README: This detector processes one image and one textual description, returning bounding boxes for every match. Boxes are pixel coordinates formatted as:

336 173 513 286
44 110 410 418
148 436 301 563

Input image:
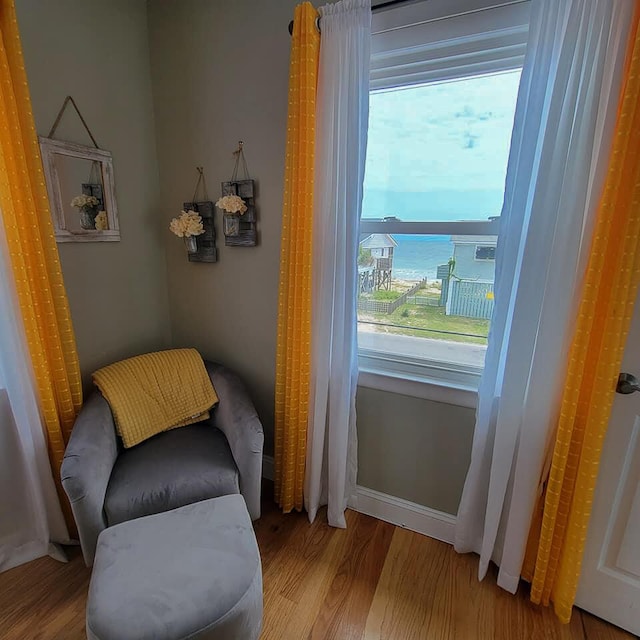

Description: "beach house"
438 235 497 319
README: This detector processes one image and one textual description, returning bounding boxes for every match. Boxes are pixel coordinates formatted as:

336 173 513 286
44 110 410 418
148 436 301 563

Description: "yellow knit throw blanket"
93 349 218 448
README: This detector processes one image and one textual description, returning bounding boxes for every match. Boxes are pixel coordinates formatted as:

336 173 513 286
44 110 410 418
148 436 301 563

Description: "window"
359 0 529 392
475 245 496 261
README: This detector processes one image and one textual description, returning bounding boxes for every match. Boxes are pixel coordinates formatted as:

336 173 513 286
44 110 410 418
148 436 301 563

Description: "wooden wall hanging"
220 142 257 247
184 167 217 262
41 96 120 243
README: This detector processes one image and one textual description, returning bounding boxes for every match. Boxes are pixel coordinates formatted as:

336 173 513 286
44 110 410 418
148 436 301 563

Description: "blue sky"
362 70 522 220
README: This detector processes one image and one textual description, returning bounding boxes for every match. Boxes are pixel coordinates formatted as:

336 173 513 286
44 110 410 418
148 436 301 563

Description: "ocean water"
391 235 453 281
361 189 504 281
362 189 504 223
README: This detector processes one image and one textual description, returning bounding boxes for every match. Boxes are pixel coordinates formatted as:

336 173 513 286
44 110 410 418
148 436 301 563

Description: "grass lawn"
370 289 399 301
359 302 490 345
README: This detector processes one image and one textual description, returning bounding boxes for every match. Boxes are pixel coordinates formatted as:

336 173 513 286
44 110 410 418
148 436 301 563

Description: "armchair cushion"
104 423 239 526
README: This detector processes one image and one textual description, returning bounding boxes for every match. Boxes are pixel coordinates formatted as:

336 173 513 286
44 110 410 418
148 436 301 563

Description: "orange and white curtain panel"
527 6 640 622
0 0 82 530
274 2 320 513
454 0 637 622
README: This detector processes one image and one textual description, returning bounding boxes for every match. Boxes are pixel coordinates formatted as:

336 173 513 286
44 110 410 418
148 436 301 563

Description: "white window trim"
360 220 500 236
358 366 479 409
371 0 530 91
358 348 480 408
359 1 528 402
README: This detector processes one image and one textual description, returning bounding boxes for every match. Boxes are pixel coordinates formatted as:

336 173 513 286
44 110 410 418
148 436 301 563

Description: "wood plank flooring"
0 490 636 640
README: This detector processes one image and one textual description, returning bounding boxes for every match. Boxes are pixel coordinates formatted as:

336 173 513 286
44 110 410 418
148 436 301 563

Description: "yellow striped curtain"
274 2 320 513
527 8 640 623
0 0 82 529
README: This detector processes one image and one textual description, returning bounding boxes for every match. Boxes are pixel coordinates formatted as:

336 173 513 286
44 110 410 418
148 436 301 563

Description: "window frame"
358 0 529 400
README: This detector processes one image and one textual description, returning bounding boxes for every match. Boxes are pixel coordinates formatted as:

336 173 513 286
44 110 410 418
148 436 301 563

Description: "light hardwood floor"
0 490 637 640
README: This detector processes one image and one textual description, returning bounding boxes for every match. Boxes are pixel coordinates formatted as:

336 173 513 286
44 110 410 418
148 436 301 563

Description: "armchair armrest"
205 361 264 520
61 392 118 566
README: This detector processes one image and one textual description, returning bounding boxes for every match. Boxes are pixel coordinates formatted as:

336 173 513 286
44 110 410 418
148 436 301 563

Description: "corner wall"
148 0 298 451
17 0 171 386
147 0 474 514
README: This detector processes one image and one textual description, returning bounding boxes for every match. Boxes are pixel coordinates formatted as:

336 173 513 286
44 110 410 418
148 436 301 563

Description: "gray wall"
357 388 474 514
17 0 171 387
147 0 297 453
147 0 473 515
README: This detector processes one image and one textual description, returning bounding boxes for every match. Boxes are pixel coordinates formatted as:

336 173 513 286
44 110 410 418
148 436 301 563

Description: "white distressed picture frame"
39 136 120 243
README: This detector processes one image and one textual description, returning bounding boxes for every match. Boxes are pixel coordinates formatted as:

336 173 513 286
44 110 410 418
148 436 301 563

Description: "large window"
359 0 528 390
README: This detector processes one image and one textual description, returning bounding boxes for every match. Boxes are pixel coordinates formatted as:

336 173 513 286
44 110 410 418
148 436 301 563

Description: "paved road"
358 330 487 368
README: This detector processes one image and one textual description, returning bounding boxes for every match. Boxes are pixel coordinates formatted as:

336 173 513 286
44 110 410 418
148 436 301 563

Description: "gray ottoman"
86 495 263 640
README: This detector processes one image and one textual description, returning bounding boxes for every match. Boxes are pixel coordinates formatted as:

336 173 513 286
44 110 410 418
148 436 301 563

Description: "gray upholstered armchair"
61 361 264 566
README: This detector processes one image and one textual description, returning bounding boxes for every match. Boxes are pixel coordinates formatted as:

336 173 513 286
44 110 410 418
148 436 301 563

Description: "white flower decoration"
215 194 247 215
169 210 205 238
94 210 108 231
71 194 99 209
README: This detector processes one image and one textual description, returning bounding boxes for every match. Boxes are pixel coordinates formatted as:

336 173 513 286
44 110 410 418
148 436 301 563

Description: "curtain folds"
454 0 634 598
276 0 371 525
528 7 640 622
0 223 69 570
274 2 320 513
305 0 371 528
0 0 82 530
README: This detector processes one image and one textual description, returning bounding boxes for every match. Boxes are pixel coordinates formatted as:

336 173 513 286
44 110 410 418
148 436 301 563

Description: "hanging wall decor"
217 141 257 247
169 208 205 255
173 167 217 263
40 96 120 243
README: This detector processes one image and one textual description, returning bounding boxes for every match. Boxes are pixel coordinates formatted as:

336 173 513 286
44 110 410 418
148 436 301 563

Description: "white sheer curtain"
305 0 371 528
0 224 69 572
454 0 635 591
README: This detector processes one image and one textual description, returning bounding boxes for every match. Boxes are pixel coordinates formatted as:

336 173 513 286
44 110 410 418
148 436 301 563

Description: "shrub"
358 246 373 267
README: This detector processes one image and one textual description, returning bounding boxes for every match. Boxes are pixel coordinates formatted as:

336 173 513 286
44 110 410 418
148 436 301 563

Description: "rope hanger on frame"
47 95 100 148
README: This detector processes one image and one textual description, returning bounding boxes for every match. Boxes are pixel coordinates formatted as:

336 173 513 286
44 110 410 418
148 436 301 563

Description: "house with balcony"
358 233 397 291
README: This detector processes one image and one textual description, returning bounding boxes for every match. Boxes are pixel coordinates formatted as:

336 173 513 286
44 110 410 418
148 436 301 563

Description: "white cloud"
364 70 522 192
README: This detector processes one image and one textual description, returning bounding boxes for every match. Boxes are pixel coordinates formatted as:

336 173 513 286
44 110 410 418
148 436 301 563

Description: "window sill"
357 350 480 409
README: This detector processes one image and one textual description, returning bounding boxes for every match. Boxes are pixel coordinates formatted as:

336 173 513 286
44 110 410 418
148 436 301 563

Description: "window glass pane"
359 68 520 372
362 69 521 223
357 234 496 368
475 245 496 261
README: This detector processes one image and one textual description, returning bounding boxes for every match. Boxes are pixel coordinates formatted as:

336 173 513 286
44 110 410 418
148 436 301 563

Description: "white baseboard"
349 485 456 544
261 455 455 544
